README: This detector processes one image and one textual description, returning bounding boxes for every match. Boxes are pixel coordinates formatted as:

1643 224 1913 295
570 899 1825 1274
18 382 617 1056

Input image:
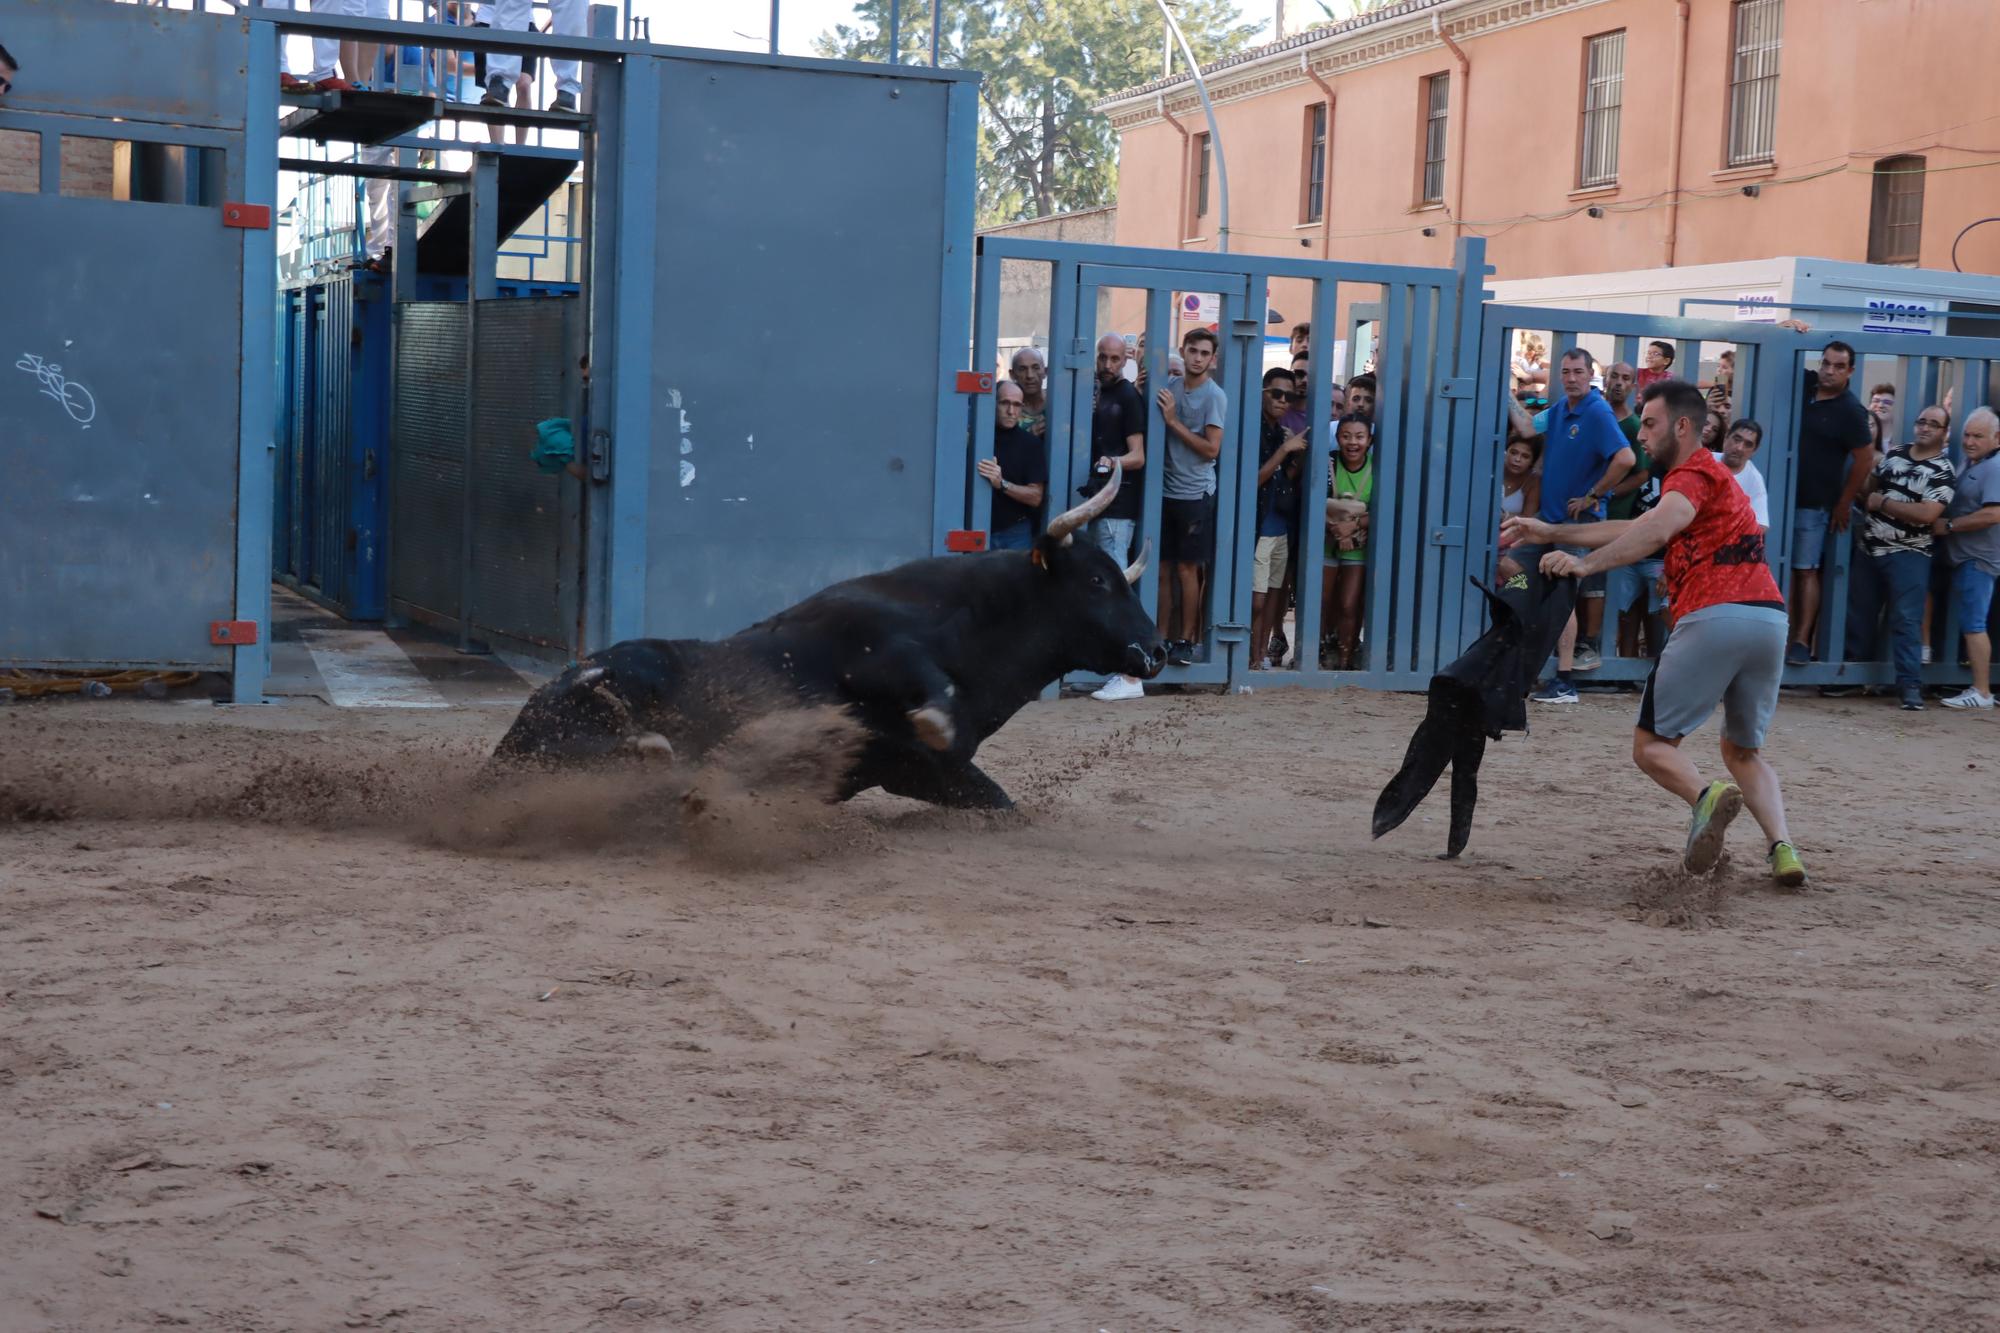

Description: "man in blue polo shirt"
1525 348 1636 701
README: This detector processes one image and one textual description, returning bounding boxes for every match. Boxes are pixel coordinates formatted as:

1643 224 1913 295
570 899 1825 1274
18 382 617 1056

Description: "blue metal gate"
0 0 276 700
1478 305 1994 690
967 238 1493 691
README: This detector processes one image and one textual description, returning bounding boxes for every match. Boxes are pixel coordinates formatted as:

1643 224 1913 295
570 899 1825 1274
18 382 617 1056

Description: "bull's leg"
874 755 1015 811
835 643 963 754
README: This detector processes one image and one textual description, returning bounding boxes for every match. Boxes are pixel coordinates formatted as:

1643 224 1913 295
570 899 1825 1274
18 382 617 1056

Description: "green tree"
814 1 1259 229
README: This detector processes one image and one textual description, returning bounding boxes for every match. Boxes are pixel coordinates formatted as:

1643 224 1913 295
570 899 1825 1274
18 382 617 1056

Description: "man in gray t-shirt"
1154 328 1229 663
1937 407 2000 709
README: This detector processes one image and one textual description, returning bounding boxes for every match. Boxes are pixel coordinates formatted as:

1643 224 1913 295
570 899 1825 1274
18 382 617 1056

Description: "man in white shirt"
1716 419 1770 531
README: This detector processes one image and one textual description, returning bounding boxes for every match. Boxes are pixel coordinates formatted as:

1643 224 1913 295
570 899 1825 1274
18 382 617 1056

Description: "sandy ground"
3 684 1998 1332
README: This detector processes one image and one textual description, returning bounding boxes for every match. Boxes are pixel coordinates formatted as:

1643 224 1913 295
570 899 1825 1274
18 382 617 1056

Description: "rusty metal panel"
0 0 250 131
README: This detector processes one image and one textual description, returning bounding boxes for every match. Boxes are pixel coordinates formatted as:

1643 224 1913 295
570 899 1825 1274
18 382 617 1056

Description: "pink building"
1098 0 2000 337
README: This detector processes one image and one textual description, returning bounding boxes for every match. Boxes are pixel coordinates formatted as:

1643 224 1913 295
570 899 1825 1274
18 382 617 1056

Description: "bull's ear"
1029 535 1060 574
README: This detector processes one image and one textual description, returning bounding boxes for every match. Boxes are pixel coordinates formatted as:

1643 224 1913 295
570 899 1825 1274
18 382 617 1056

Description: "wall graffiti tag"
15 353 97 427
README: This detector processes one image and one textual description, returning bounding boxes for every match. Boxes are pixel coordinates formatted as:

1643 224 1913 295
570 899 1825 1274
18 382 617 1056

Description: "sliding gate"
968 238 1494 690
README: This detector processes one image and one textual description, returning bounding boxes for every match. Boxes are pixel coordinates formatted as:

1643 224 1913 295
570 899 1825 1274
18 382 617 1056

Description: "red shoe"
280 73 310 93
312 76 355 93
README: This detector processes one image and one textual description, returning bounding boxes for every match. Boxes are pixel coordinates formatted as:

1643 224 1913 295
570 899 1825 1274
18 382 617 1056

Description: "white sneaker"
1921 645 1934 666
1941 688 1995 710
1091 675 1145 702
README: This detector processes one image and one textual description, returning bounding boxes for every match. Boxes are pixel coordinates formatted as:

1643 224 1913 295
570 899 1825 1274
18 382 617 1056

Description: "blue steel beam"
930 75 978 557
231 17 282 704
983 236 1456 287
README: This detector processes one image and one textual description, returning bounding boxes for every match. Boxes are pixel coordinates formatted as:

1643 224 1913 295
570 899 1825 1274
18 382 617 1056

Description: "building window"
1868 154 1926 265
1727 0 1783 167
1193 132 1211 227
1420 73 1448 205
1302 102 1327 223
1577 30 1624 188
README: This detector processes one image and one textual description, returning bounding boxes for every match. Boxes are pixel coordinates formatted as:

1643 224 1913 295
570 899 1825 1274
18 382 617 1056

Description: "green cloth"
533 418 576 475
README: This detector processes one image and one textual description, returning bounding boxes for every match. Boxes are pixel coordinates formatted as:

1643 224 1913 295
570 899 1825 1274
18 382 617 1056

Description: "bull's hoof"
626 732 676 761
908 705 955 752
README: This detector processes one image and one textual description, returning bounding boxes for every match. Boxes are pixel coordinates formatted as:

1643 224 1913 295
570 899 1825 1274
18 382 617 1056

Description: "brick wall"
0 130 116 197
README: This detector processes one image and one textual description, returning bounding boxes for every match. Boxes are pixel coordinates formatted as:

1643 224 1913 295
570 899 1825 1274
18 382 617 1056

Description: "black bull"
491 465 1165 809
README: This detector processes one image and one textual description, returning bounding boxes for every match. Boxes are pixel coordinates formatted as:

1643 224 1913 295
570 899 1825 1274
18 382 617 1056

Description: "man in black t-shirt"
1775 328 1874 665
979 381 1049 550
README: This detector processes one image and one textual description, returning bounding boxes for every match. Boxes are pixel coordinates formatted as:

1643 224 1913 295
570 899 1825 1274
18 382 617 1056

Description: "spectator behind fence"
1284 354 1343 435
1838 405 1957 710
1009 347 1048 437
1637 339 1675 392
1602 363 1661 660
979 381 1048 552
1935 407 2000 710
1715 420 1770 530
1773 325 1874 667
1344 373 1376 427
1324 414 1374 670
1251 368 1307 670
1867 383 1897 465
1497 433 1542 581
1156 329 1227 668
1706 348 1736 418
1513 333 1549 402
1291 321 1311 361
1524 349 1636 700
484 0 585 111
1088 333 1150 703
0 42 15 100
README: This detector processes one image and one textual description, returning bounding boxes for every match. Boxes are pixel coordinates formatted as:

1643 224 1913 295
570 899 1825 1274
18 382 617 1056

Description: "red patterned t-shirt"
1661 447 1783 622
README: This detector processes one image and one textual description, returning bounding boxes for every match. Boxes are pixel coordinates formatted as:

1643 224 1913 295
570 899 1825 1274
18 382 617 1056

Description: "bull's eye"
1090 574 1107 590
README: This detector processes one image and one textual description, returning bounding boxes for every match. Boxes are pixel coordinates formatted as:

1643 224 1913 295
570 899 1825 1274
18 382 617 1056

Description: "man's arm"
1830 444 1873 532
1866 490 1943 527
1566 444 1637 519
1607 453 1650 499
1535 493 1696 579
1936 504 2000 536
1504 514 1639 550
1156 388 1225 460
1505 394 1539 442
1256 433 1304 487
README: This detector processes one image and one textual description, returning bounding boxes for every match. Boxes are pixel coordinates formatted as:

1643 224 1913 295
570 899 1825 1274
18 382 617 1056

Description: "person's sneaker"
1785 641 1811 667
550 89 579 113
481 74 510 106
1530 679 1579 705
1921 645 1934 665
1166 640 1195 667
1571 640 1602 672
1091 675 1144 702
1768 840 1808 889
1269 629 1289 664
1818 684 1860 698
1941 687 1996 710
1900 687 1925 711
1683 780 1744 875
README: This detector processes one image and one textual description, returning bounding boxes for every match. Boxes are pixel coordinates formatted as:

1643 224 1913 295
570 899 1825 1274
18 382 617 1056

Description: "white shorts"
1252 534 1290 594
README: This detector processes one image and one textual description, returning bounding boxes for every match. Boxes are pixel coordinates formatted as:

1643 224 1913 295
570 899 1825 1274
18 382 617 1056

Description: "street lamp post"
1154 0 1228 253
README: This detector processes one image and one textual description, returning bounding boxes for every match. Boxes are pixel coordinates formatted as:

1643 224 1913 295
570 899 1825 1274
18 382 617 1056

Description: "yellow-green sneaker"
1683 780 1743 874
1768 840 1808 889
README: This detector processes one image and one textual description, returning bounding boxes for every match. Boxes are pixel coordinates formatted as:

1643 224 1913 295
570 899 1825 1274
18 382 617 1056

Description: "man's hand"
1280 431 1307 457
1933 516 1952 537
1501 514 1554 547
975 457 1005 490
1154 387 1177 421
1830 500 1853 533
1540 549 1586 580
1565 494 1598 521
1776 318 1811 334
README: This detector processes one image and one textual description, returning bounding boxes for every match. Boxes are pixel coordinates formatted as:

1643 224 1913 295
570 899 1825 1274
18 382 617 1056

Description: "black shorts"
1162 494 1217 565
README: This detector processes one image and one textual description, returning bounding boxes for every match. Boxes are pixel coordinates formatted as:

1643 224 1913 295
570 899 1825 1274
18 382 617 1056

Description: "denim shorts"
1954 561 1998 636
1607 557 1666 617
1792 506 1830 570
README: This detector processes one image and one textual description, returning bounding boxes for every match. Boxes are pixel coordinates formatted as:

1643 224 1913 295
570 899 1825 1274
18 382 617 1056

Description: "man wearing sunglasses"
1846 405 1957 709
1252 368 1307 667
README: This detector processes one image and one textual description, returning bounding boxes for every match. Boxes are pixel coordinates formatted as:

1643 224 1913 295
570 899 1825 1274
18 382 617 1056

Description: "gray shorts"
1637 603 1787 748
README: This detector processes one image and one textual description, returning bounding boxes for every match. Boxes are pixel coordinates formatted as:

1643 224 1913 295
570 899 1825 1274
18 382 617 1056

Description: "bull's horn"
1044 458 1122 545
1124 539 1150 586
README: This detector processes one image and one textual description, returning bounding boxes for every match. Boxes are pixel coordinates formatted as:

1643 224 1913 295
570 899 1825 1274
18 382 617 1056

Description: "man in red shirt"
1503 380 1807 889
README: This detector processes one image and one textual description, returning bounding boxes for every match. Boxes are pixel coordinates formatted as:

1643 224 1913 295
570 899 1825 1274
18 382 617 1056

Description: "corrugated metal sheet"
390 297 574 649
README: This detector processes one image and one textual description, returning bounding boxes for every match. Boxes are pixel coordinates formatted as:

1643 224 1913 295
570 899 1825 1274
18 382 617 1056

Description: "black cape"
1371 566 1580 858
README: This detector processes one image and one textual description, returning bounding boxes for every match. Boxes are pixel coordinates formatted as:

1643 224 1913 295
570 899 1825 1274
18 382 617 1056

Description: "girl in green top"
1323 415 1374 670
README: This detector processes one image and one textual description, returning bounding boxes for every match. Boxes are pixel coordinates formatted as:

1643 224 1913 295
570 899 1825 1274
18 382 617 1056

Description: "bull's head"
1029 462 1166 680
